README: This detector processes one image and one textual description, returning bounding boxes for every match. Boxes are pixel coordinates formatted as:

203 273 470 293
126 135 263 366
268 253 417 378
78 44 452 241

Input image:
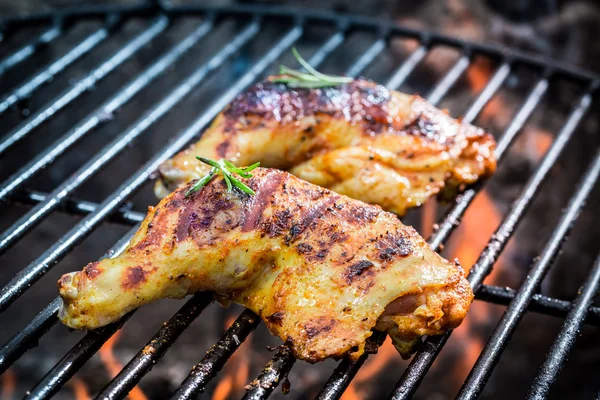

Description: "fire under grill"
0 2 599 399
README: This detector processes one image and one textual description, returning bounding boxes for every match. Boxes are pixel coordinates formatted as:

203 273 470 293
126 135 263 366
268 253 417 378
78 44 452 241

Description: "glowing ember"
69 376 91 400
1 367 16 400
98 329 147 400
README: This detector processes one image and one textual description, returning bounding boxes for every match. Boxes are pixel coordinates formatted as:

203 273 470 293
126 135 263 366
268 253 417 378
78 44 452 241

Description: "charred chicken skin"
59 168 473 362
155 77 496 215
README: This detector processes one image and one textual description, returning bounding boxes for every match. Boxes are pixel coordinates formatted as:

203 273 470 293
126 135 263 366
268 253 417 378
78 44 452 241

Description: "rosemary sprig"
273 47 353 89
185 157 260 197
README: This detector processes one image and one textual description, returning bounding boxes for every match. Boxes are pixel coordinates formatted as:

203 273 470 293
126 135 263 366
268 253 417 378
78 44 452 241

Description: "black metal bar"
0 25 62 76
315 331 386 400
527 253 600 399
0 15 169 156
0 24 301 349
457 148 600 399
95 293 213 400
388 86 591 400
463 62 511 123
305 31 345 67
476 285 600 326
426 54 470 105
10 189 145 225
0 4 153 28
0 297 61 374
25 313 134 400
171 309 260 399
0 227 137 374
0 16 212 204
384 44 428 90
242 347 296 400
345 34 387 78
0 14 120 117
0 18 256 258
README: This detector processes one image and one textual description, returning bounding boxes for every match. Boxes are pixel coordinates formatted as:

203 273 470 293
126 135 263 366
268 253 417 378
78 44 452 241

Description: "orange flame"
445 190 507 380
341 337 397 400
420 198 437 239
69 376 91 400
0 367 16 400
99 330 148 400
212 316 252 400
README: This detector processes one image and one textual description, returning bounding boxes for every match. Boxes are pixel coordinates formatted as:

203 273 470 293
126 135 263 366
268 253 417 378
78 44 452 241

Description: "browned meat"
59 168 473 361
155 77 496 215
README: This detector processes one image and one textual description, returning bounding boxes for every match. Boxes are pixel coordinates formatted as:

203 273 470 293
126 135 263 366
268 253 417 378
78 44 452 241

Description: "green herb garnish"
273 47 353 89
185 157 260 197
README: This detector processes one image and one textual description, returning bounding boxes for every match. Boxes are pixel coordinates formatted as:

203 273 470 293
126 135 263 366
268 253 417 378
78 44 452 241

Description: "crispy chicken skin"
59 168 473 361
155 76 496 215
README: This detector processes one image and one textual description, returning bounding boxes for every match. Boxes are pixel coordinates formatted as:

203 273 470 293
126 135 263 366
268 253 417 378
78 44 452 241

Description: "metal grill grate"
0 2 599 399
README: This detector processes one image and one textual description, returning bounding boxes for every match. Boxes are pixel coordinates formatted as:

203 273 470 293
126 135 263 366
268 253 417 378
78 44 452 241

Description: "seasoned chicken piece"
59 168 473 361
155 77 496 215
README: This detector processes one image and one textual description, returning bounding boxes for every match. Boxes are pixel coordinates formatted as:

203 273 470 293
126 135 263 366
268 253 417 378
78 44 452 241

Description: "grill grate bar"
26 313 134 400
0 297 61 374
476 284 600 326
242 347 296 400
247 44 471 400
304 31 346 67
171 309 260 400
95 293 213 400
0 16 213 206
463 62 511 123
11 190 145 225
527 253 600 399
0 25 62 76
5 24 301 396
0 15 169 156
0 19 261 309
457 148 600 399
315 331 386 400
384 44 428 90
388 86 593 400
345 35 387 78
0 14 120 116
426 54 470 106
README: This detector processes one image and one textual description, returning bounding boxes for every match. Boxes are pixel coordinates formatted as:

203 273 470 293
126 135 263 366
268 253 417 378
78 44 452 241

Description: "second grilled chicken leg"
155 77 496 215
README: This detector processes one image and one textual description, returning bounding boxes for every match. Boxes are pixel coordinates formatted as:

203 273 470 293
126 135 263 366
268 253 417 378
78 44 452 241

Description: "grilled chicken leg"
155 77 496 215
59 168 473 361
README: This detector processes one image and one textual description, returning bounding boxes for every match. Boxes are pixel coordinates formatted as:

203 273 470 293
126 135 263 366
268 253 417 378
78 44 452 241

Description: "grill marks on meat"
224 80 394 131
155 76 496 215
58 168 473 362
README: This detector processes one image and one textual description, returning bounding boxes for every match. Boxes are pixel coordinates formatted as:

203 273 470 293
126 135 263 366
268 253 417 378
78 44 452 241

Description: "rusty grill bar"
0 2 598 399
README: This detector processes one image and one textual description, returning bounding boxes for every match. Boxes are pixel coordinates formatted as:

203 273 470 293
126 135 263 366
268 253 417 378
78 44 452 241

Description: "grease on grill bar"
0 2 598 400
